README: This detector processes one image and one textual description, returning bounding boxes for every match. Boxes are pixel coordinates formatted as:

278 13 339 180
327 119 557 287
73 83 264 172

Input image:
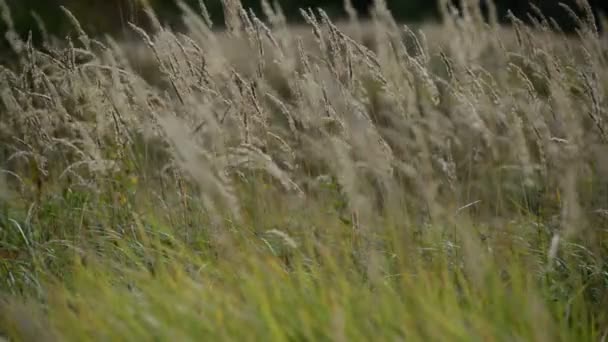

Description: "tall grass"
0 0 607 340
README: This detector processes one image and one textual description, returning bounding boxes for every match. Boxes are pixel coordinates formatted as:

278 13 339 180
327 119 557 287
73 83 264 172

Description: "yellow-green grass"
0 0 607 340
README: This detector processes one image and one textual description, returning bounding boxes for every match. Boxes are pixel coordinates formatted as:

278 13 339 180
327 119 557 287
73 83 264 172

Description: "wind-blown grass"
0 0 607 340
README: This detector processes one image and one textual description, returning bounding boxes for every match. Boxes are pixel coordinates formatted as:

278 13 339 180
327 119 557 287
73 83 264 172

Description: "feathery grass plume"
343 0 358 22
59 6 90 50
0 0 24 57
221 0 245 37
197 0 213 29
30 12 50 46
0 0 607 339
157 113 241 224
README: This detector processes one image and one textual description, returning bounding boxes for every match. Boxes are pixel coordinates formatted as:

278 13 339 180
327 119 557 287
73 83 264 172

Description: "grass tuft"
0 0 607 340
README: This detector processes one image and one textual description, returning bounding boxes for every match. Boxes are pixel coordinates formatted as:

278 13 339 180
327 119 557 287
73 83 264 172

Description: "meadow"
0 0 607 340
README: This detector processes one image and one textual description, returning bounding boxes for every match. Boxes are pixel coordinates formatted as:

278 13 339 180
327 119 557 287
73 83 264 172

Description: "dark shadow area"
0 0 606 51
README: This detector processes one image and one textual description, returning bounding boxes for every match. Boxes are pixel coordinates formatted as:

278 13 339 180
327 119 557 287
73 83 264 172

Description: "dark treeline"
1 0 607 44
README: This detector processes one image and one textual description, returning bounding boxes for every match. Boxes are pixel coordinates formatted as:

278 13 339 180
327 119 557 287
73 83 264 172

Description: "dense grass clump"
0 0 607 340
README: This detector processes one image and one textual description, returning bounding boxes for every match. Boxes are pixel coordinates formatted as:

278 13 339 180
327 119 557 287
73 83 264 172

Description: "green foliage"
0 0 607 340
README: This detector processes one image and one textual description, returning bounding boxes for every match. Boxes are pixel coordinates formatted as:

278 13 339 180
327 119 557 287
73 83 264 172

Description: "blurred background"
1 0 607 44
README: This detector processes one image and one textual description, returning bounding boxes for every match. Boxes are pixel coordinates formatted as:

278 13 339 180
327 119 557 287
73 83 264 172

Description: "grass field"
0 0 607 340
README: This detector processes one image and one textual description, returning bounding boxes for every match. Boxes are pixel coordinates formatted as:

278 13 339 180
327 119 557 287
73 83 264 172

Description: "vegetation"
3 0 607 44
0 0 607 340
